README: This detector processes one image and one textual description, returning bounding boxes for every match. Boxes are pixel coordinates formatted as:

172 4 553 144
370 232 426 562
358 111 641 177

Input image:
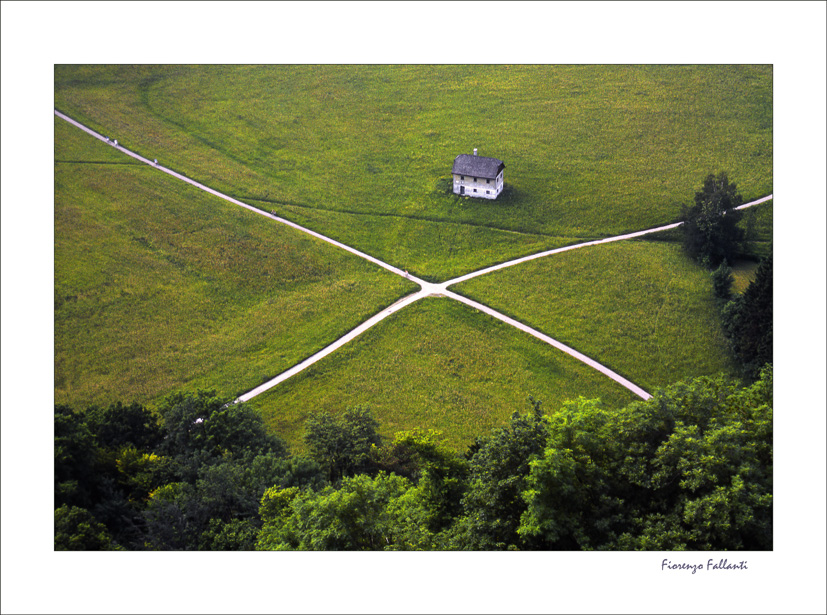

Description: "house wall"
452 170 504 199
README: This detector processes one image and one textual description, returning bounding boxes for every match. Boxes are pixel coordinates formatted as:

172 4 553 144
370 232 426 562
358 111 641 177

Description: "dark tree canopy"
722 253 773 379
682 172 745 267
54 505 119 551
85 401 163 452
55 376 772 552
452 399 549 550
304 406 382 481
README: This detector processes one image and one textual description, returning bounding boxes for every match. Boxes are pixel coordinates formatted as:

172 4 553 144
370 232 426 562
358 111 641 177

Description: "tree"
55 505 119 551
256 473 418 551
517 398 627 550
711 260 734 300
682 172 744 267
199 518 259 550
143 483 194 550
156 390 225 459
86 401 163 452
721 253 772 379
381 429 468 534
518 372 773 550
451 399 549 550
204 403 288 460
54 405 98 509
304 406 382 481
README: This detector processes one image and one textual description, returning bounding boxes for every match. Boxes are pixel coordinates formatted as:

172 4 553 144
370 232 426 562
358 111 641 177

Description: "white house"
452 148 505 199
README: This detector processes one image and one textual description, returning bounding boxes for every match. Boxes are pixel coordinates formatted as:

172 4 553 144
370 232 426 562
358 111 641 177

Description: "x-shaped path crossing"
56 109 773 406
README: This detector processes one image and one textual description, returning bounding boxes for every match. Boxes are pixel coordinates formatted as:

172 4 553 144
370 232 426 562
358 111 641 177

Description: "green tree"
114 447 174 504
721 253 772 379
246 453 327 493
199 518 259 550
304 406 382 481
156 390 225 459
257 473 417 550
143 482 195 550
55 505 119 551
54 405 98 509
711 260 734 300
381 429 468 533
517 398 627 549
452 400 549 550
86 401 163 452
682 172 745 267
518 372 773 550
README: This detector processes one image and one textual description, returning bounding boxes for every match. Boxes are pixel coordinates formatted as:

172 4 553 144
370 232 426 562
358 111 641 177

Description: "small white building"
452 148 505 199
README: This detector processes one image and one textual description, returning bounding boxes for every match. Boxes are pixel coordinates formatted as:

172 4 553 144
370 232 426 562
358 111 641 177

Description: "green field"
55 65 772 279
453 240 737 393
250 298 639 451
55 118 415 407
54 64 771 449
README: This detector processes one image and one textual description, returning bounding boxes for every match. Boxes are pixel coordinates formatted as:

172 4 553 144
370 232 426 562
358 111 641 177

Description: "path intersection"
55 109 772 407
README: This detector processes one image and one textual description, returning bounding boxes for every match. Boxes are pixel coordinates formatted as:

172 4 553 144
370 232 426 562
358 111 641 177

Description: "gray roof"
452 154 505 179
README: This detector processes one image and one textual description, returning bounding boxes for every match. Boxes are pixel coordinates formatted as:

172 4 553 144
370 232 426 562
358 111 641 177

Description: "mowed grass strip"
55 65 772 273
250 298 639 452
453 240 737 393
55 119 416 407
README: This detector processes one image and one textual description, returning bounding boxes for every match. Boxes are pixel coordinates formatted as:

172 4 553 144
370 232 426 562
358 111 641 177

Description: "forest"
56 363 772 551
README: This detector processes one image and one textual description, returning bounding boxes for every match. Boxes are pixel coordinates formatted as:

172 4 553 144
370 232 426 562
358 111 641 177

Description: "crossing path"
55 109 773 404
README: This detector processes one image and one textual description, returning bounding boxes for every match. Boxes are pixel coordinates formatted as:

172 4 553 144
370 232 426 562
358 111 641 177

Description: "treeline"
681 172 773 380
56 367 772 551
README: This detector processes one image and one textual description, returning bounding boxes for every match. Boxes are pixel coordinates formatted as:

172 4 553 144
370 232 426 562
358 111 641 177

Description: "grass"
55 118 416 408
273 202 584 282
249 298 640 452
53 65 771 449
54 65 773 276
731 260 761 294
453 240 738 393
739 201 773 260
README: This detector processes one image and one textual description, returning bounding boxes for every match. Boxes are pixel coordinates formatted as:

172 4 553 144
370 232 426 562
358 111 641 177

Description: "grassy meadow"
250 298 639 452
54 65 772 449
55 118 416 408
453 240 738 393
55 65 773 278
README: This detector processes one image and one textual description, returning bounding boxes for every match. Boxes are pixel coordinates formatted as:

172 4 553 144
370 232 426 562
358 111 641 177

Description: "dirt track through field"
55 109 773 404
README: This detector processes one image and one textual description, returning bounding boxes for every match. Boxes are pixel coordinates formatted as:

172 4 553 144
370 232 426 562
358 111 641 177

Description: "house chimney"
473 148 478 156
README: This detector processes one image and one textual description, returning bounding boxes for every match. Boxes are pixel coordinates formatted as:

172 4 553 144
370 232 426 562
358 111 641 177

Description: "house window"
473 188 477 193
473 177 477 182
461 175 464 180
486 179 490 184
486 190 490 194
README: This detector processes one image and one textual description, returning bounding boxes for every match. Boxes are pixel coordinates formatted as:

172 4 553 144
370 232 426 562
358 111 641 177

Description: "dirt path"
55 109 772 404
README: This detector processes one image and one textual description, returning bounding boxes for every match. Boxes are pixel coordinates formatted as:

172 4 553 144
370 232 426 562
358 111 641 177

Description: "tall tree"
682 172 745 267
381 429 468 533
304 406 381 481
451 400 549 550
721 253 773 379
